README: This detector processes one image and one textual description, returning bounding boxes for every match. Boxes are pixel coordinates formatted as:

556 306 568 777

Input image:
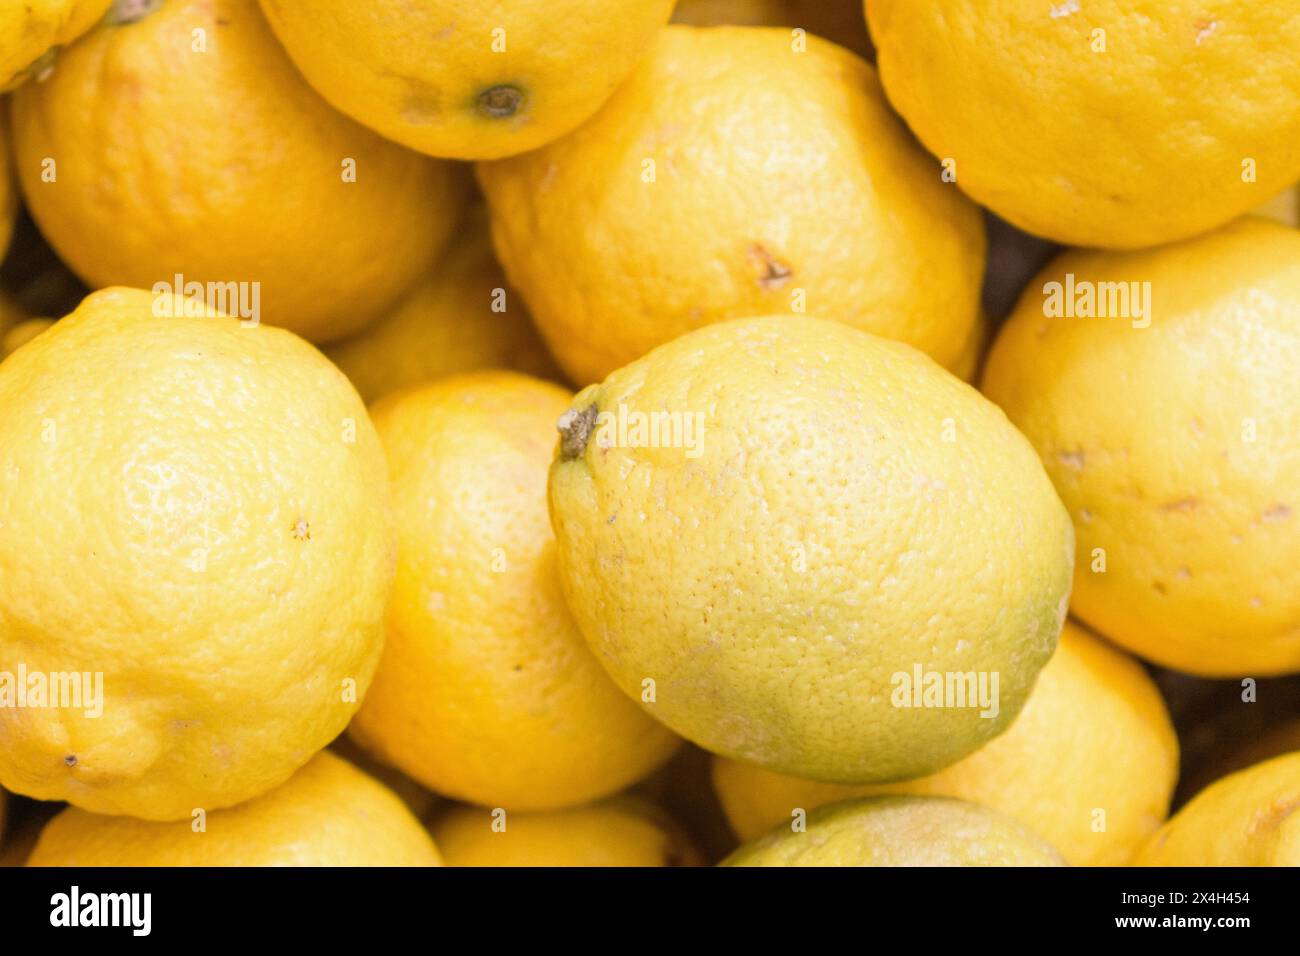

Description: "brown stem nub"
477 85 524 118
109 0 161 26
557 405 599 461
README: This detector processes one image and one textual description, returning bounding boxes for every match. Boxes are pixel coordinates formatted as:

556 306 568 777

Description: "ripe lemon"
1 318 54 357
349 372 680 810
325 207 560 404
0 0 108 91
9 0 465 343
0 288 394 820
549 316 1074 784
713 620 1177 865
257 0 675 161
1134 752 1300 866
477 25 985 386
0 289 26 343
982 218 1300 676
867 1 1300 249
431 796 700 867
26 752 439 866
673 0 872 57
723 796 1065 866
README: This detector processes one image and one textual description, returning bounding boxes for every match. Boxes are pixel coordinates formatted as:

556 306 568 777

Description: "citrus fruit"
25 751 439 866
1 318 54 357
9 0 465 342
257 0 675 161
548 315 1074 784
325 207 560 404
866 0 1300 248
477 25 985 386
723 796 1066 866
348 372 680 810
1133 752 1300 866
712 620 1177 865
0 287 394 820
982 218 1300 676
0 0 109 91
431 796 700 867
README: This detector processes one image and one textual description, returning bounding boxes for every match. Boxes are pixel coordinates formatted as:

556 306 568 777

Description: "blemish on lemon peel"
108 0 160 25
477 84 525 118
748 244 793 291
558 405 600 461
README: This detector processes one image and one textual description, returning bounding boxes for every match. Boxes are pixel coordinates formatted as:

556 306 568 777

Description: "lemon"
349 372 680 810
982 218 1300 676
1134 753 1300 866
257 0 675 161
325 207 560 404
26 752 438 866
867 1 1300 249
1 318 54 357
9 0 465 343
549 316 1074 784
431 796 700 867
0 0 109 91
0 288 394 820
713 620 1177 865
673 0 872 57
723 796 1065 866
477 25 986 387
0 289 26 344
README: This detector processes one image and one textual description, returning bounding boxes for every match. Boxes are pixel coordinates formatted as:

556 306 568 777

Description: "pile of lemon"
0 0 1298 868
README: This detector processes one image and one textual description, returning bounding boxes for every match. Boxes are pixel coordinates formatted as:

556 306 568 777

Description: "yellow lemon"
867 1 1300 249
723 796 1065 867
549 316 1074 784
1 317 54 357
477 26 985 387
0 288 394 820
26 752 439 866
431 796 700 867
673 0 872 57
0 0 108 91
0 289 27 343
1134 752 1300 866
713 620 1177 865
9 0 465 343
349 372 680 810
257 0 675 161
982 218 1300 676
325 207 560 404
